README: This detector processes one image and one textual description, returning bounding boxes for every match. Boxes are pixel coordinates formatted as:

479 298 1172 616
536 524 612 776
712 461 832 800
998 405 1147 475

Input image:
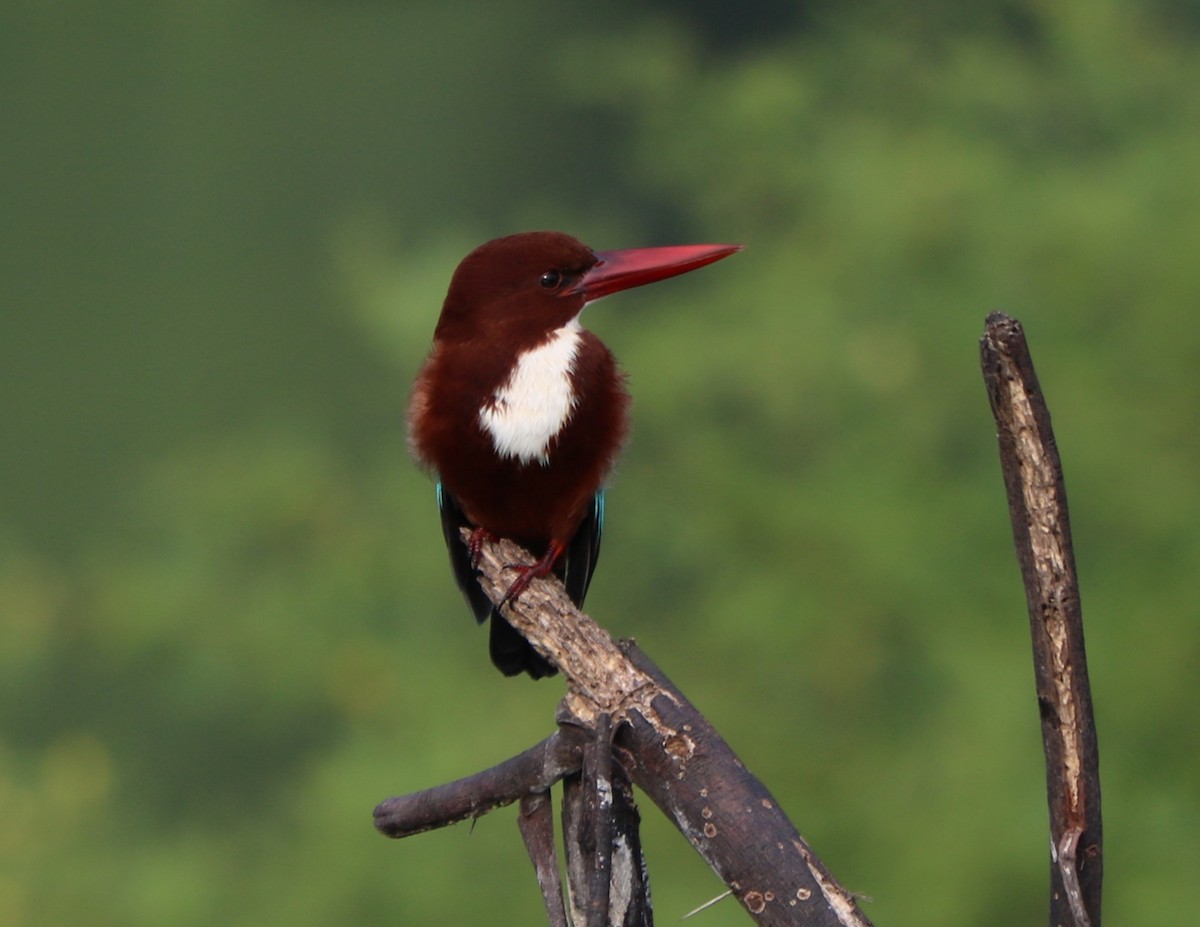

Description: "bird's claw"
498 566 537 611
497 540 565 611
467 527 494 569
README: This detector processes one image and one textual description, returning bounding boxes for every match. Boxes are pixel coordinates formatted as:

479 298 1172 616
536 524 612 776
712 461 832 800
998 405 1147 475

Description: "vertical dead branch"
980 312 1103 927
519 791 570 927
560 724 654 927
608 765 654 926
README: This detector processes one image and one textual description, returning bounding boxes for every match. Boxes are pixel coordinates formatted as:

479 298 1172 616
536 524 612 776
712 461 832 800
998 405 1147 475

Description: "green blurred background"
3 0 1198 924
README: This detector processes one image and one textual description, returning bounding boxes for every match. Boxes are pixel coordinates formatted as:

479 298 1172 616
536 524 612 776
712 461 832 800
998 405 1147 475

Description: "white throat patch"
479 321 581 465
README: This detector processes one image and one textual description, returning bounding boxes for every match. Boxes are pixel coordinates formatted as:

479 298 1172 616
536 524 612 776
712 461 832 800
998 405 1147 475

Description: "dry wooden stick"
373 728 586 837
517 791 570 927
980 312 1103 927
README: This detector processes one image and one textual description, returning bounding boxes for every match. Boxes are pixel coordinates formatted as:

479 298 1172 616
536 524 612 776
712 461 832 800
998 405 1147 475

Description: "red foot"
467 527 495 568
499 539 566 611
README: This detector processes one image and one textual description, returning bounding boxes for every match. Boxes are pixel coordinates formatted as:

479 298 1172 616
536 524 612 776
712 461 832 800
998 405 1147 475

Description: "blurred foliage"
2 0 1198 924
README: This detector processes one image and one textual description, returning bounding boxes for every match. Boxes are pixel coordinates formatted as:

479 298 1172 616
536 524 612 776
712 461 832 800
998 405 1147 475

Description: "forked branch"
375 531 872 927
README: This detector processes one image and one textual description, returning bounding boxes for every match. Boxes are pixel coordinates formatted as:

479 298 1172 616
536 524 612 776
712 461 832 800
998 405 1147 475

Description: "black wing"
436 482 493 624
559 489 604 608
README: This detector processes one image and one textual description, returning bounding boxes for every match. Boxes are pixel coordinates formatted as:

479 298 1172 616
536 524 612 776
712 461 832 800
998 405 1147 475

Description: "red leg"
500 539 567 610
467 526 495 568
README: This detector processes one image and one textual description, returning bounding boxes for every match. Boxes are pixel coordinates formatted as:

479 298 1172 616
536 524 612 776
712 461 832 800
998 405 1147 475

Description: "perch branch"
471 532 874 927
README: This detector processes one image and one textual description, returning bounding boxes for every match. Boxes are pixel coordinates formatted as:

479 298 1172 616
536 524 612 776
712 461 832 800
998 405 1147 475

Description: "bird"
408 231 741 678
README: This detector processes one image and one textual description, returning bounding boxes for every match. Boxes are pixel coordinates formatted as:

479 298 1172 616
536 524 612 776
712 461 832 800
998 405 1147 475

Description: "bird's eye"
539 270 563 290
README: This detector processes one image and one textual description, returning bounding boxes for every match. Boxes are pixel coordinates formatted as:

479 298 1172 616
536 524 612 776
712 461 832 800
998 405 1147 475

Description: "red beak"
568 242 742 301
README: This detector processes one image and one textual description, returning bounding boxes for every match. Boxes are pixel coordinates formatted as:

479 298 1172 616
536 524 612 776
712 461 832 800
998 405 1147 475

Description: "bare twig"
518 791 570 927
980 312 1103 927
373 728 585 837
684 890 734 919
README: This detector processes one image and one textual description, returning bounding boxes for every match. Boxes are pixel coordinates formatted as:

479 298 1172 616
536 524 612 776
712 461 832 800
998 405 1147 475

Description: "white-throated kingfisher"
408 231 741 678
